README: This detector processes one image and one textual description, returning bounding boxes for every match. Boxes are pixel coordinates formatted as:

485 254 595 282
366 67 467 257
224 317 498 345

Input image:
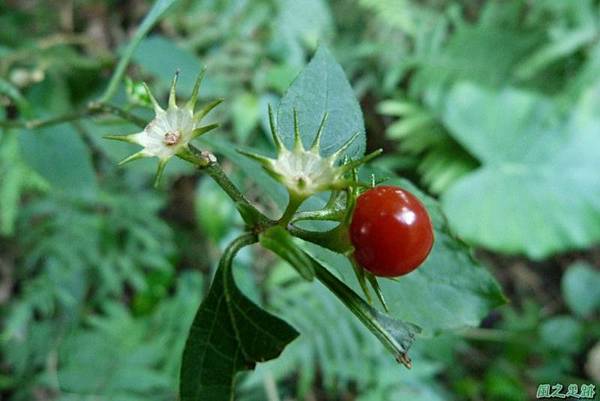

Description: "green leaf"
441 83 600 258
304 177 505 335
180 235 298 401
277 46 366 158
562 261 600 317
19 123 97 197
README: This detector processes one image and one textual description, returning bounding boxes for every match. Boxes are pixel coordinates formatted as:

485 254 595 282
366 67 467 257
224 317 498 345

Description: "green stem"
288 224 351 254
188 144 273 228
0 110 88 130
98 0 179 103
87 101 147 127
0 99 270 231
278 194 304 225
220 233 258 269
0 101 147 130
290 208 344 223
310 256 416 368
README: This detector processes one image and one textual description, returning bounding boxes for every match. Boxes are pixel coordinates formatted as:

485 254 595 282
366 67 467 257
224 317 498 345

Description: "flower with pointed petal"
238 106 381 200
105 70 222 187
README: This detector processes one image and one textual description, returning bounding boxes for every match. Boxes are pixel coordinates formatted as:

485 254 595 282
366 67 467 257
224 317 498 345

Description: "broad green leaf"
441 83 600 258
277 46 366 158
561 261 600 317
304 177 505 335
180 238 298 401
19 123 97 197
16 72 97 197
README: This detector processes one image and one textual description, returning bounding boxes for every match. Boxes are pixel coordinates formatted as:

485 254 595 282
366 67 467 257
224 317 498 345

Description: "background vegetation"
1 0 599 400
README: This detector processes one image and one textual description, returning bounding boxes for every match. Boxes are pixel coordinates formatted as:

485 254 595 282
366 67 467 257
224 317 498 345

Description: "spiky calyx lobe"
238 106 380 200
104 70 222 187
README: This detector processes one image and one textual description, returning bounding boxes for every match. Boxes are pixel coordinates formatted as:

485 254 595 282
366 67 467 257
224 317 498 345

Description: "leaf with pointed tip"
277 46 365 158
180 241 298 401
20 124 97 198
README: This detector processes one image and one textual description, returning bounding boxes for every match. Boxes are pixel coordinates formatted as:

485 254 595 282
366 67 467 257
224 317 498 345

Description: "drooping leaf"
277 46 366 158
180 238 298 401
441 83 600 258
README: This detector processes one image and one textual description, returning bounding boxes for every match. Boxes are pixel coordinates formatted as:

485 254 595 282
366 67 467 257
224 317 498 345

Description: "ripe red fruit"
349 186 434 277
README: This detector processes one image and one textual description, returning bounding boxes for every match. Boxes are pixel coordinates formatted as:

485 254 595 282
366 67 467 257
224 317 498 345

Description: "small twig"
0 101 147 131
188 144 273 228
87 101 146 127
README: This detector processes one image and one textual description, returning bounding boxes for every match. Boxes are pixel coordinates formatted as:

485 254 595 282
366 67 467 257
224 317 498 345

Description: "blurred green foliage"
1 0 599 400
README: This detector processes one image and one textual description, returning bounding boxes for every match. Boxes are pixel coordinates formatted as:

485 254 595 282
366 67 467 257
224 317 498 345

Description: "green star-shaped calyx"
239 106 380 200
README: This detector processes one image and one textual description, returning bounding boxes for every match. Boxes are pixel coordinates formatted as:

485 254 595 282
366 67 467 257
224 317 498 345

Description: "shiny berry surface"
349 185 434 277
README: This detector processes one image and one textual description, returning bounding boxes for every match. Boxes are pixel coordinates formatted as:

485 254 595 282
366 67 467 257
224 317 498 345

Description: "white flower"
238 106 380 199
105 70 221 186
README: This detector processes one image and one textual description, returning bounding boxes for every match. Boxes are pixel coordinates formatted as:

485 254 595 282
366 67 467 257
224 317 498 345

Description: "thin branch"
0 101 147 131
188 144 273 228
98 0 179 103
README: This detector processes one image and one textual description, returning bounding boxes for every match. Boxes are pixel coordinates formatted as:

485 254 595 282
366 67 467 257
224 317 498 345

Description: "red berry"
349 185 434 277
